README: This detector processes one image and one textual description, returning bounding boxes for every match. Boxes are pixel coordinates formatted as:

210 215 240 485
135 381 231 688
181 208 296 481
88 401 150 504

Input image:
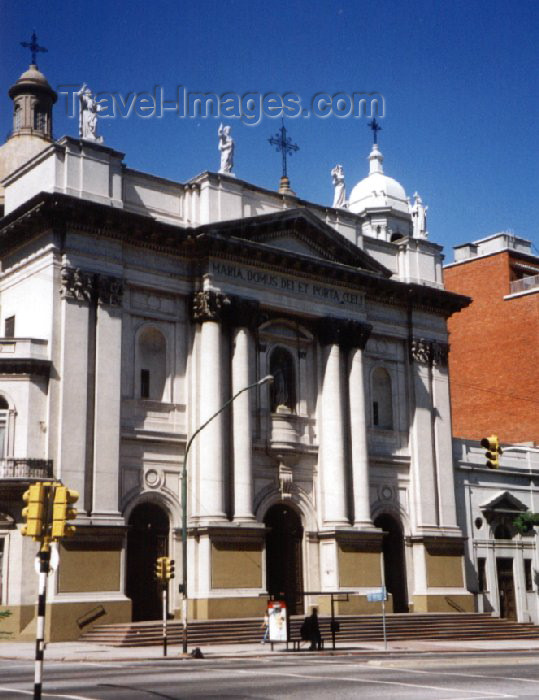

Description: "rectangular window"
140 369 150 399
373 401 379 426
478 557 486 592
525 559 533 592
4 316 14 338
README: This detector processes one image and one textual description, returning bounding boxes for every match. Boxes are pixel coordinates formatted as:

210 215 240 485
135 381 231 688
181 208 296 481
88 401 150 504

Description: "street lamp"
180 374 273 654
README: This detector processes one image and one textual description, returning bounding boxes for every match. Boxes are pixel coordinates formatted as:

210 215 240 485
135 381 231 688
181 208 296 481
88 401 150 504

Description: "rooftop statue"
411 192 428 238
78 84 103 143
331 164 346 208
218 123 234 174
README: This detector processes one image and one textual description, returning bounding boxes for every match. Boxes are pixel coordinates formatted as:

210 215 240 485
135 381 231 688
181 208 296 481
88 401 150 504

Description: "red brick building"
444 233 539 445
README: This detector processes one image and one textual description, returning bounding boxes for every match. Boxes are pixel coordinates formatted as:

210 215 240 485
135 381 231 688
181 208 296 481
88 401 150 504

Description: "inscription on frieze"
210 261 364 309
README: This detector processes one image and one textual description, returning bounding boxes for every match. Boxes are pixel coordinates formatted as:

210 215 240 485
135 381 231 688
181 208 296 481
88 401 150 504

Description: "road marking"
0 689 99 700
236 669 515 697
375 664 539 686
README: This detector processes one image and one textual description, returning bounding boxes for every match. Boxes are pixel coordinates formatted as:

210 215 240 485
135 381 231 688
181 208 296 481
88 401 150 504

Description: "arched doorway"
126 502 169 621
264 504 304 615
374 513 409 613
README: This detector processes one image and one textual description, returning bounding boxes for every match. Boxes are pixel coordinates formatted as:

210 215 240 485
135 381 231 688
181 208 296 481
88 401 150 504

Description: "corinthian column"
192 291 229 522
231 298 259 521
318 319 347 527
346 321 373 527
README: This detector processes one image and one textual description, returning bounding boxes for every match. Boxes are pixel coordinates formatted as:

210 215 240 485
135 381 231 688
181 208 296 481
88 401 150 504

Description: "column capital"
97 274 124 307
317 317 372 349
410 338 449 366
61 266 123 307
60 266 94 303
191 290 230 323
229 296 260 330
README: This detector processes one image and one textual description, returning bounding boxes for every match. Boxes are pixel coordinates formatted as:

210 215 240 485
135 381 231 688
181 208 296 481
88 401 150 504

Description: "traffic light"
514 512 539 535
51 485 79 539
165 558 175 580
21 482 47 540
480 434 502 469
155 556 166 581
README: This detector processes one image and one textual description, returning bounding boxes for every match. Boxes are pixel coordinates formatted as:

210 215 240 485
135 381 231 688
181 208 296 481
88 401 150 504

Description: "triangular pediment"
198 208 391 277
480 491 528 514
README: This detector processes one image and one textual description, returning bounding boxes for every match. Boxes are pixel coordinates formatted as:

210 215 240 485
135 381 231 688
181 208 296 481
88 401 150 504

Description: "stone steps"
80 612 539 647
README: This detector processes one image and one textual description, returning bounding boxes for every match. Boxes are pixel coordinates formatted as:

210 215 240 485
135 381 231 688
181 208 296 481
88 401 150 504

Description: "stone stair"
80 613 539 647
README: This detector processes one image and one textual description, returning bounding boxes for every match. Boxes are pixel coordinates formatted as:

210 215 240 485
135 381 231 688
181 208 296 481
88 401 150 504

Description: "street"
2 654 539 699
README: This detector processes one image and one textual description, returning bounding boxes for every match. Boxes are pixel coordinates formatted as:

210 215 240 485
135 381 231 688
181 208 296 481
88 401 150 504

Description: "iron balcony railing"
0 458 53 480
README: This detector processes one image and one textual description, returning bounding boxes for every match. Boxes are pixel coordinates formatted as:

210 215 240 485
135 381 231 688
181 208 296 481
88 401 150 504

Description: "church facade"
0 63 473 642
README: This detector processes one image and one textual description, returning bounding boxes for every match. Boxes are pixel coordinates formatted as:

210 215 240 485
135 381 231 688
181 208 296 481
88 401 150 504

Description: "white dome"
348 145 409 215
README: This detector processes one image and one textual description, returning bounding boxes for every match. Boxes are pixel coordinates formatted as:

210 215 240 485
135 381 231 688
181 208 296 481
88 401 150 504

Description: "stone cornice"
0 192 471 318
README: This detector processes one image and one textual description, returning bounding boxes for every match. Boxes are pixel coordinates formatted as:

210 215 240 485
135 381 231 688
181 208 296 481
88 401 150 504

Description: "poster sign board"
366 587 387 603
267 600 288 642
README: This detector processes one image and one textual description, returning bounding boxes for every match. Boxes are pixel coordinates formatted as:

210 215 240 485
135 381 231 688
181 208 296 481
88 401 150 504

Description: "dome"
9 64 57 102
348 144 409 215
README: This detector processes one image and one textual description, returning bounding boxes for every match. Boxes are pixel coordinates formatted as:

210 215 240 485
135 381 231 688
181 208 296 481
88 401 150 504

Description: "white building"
454 440 539 624
0 63 473 641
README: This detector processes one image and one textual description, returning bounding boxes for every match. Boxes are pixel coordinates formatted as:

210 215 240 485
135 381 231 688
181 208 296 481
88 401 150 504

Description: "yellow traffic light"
165 558 175 580
155 556 166 581
480 434 502 469
51 485 79 539
21 482 46 540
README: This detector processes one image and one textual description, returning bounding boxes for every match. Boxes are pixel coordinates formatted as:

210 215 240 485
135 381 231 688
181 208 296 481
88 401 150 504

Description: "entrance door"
374 513 409 613
265 504 304 615
496 558 517 620
126 503 169 621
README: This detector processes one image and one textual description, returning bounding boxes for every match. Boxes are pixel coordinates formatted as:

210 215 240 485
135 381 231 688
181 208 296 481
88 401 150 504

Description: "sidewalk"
3 637 539 662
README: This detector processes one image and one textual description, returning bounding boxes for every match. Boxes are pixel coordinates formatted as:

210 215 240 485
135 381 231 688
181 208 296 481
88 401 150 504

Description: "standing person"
260 611 269 644
307 607 322 651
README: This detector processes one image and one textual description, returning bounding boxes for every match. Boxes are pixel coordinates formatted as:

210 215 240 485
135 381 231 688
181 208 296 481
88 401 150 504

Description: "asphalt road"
3 654 539 699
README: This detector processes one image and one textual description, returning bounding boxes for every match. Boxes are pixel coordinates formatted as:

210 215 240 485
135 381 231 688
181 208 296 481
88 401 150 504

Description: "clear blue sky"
1 0 538 261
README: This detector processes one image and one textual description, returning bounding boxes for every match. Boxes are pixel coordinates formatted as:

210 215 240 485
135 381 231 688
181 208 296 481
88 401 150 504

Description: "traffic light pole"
162 584 168 657
180 375 273 655
34 544 50 700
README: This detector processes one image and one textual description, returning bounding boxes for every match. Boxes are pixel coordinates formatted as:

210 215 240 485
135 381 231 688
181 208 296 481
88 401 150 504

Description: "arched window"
137 327 167 401
269 347 296 412
33 106 46 132
372 367 393 429
13 104 22 132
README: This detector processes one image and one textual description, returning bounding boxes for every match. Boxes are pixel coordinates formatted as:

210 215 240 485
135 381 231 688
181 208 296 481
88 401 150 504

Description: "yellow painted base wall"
0 605 36 643
314 595 394 616
46 600 132 642
1 600 132 642
412 594 475 613
188 597 267 620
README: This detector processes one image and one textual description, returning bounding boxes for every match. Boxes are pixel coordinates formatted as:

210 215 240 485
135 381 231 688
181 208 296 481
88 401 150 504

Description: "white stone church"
0 61 473 641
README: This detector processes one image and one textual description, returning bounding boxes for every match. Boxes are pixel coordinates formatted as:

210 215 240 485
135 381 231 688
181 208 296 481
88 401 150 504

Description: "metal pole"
180 374 273 655
380 551 387 652
34 546 50 700
330 594 336 650
162 585 167 657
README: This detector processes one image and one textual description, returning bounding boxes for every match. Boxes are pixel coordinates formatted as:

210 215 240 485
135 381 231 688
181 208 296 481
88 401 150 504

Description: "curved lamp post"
181 374 273 654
